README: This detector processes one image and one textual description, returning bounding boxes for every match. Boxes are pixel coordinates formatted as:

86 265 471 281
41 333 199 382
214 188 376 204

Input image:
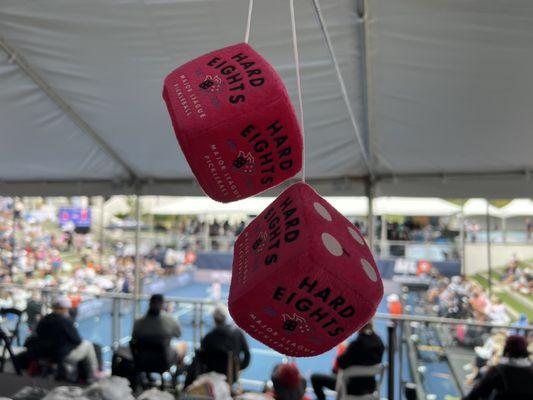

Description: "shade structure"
147 196 369 217
145 196 460 217
462 199 503 218
150 196 274 216
499 199 533 218
374 198 460 217
1 0 533 197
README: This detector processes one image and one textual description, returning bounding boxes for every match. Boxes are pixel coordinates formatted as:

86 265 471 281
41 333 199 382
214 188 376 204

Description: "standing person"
68 291 82 322
131 294 185 365
311 321 385 400
35 296 100 381
463 335 533 400
209 279 222 302
185 304 250 387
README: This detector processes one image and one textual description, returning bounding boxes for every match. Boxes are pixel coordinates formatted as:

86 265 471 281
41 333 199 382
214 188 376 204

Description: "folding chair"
0 308 23 374
335 363 386 400
130 338 181 392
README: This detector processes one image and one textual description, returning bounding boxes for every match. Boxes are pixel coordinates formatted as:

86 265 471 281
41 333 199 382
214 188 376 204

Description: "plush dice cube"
163 43 303 203
229 182 384 357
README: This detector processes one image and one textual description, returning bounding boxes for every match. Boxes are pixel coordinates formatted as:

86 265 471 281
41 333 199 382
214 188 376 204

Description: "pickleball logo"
199 75 222 93
233 151 255 174
252 231 268 254
282 313 310 333
272 276 356 337
206 51 266 104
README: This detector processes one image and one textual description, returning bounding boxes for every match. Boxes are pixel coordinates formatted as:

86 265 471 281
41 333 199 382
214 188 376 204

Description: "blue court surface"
14 281 460 399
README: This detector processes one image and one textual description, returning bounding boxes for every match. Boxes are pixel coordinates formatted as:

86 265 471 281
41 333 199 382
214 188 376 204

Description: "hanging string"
289 0 306 182
244 0 254 43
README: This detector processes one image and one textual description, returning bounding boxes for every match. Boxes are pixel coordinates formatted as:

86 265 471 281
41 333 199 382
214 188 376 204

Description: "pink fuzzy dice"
163 43 303 203
228 182 384 357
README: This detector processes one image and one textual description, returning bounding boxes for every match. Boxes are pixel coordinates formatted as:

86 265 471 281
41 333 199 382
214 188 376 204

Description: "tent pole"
381 214 388 257
10 197 17 279
311 0 372 176
99 196 105 269
502 217 507 244
134 193 142 317
460 203 465 275
485 200 492 298
366 179 375 252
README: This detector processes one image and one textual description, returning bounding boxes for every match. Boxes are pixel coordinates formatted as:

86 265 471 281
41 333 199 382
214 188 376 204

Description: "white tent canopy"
462 199 503 218
147 196 369 216
500 199 533 218
141 196 459 217
2 0 533 197
375 197 460 217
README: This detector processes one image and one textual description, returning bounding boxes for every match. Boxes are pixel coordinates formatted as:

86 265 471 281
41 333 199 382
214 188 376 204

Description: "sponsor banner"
196 252 461 280
377 258 461 280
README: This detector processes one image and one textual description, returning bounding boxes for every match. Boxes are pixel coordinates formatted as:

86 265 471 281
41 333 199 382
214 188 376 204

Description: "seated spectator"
35 296 100 380
469 289 488 320
0 289 13 309
466 331 507 384
311 321 385 400
25 290 43 331
268 363 307 400
463 335 533 400
510 313 529 336
131 294 185 365
185 304 250 387
270 363 309 400
485 298 510 325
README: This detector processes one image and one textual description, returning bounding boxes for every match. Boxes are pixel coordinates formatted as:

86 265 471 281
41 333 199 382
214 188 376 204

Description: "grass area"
472 274 489 289
471 274 533 321
497 291 533 321
485 260 533 302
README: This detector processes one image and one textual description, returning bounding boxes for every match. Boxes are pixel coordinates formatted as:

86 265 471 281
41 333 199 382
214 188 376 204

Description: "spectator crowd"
0 198 196 315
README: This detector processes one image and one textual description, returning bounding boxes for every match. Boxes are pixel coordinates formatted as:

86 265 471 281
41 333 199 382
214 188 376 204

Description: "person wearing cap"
387 293 403 316
131 294 185 364
184 304 250 387
311 321 385 400
463 334 533 399
35 295 100 380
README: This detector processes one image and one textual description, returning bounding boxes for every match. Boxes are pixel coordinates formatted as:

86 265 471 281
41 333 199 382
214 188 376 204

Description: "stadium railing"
1 284 531 400
112 229 460 258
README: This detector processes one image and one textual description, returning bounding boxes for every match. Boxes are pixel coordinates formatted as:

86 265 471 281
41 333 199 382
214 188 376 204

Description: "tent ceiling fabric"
1 0 533 197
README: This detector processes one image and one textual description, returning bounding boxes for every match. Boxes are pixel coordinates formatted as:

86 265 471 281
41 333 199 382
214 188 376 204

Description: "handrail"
374 312 533 331
0 282 218 306
1 283 531 331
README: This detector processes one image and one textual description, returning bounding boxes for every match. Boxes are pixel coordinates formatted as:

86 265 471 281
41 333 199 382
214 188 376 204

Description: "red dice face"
163 43 303 203
229 182 384 357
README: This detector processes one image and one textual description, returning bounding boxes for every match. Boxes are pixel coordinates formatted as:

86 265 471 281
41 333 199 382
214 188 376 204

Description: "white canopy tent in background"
374 198 460 217
1 0 533 198
2 0 533 309
500 199 533 218
462 199 504 218
141 196 460 217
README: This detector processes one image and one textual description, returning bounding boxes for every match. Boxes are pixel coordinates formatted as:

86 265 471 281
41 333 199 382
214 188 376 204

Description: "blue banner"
58 207 91 228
